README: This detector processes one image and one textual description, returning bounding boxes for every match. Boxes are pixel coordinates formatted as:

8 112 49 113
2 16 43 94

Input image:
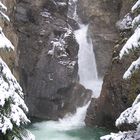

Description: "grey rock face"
15 0 91 120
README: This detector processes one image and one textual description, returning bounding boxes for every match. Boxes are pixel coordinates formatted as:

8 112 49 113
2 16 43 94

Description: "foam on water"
29 102 90 140
29 120 109 140
30 122 81 140
58 101 90 130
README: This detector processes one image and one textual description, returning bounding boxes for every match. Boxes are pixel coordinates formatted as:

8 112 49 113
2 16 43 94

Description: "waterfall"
56 0 103 127
68 0 102 97
52 0 103 128
75 24 98 80
74 24 103 97
29 1 103 138
58 101 90 130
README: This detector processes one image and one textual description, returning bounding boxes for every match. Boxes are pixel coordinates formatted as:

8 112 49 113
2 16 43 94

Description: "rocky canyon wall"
85 0 139 128
2 0 138 126
15 0 91 120
77 0 122 77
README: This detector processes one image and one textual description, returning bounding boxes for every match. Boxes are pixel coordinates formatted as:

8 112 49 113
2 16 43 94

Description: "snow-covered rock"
0 1 7 11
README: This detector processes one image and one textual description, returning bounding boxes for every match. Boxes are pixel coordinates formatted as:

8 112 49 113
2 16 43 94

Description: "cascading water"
74 24 102 97
69 0 102 97
75 24 98 81
29 0 106 139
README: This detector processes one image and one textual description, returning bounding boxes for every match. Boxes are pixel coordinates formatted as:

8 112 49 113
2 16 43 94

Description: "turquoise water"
29 121 109 140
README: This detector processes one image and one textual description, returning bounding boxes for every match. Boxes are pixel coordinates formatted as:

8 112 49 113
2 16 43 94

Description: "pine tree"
0 1 34 140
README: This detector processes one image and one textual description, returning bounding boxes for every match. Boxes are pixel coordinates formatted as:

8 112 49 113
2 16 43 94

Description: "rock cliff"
15 0 91 120
77 0 122 77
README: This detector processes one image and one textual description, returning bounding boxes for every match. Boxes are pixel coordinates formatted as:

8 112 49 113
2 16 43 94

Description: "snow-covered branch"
0 27 14 51
0 1 7 11
132 0 140 12
0 1 34 139
119 27 140 59
123 57 140 79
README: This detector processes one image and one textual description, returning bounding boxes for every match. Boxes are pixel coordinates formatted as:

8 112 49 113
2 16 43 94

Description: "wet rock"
86 45 140 128
28 83 92 120
14 0 91 120
68 17 79 30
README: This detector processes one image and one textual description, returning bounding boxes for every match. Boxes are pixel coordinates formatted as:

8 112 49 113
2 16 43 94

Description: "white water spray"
75 24 98 80
58 101 90 130
74 24 103 97
29 102 90 140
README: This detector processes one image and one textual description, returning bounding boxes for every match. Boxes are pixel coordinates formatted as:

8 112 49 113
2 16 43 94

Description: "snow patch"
116 14 132 30
56 2 66 6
